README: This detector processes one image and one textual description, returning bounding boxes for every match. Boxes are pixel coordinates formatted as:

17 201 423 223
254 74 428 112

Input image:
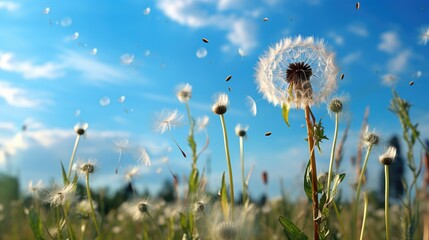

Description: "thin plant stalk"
327 113 339 201
219 114 235 214
304 105 319 240
239 136 247 205
67 135 81 180
385 165 391 240
359 193 368 240
62 206 75 240
145 212 166 240
333 201 348 240
354 143 373 231
85 174 102 240
185 103 197 166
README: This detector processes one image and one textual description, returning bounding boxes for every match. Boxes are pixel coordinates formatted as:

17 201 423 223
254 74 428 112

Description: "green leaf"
28 209 45 240
179 212 188 234
329 173 346 204
281 104 291 127
220 172 229 219
60 161 69 185
278 216 308 240
303 159 312 200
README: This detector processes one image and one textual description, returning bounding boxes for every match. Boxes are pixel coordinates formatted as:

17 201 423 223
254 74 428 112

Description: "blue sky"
0 0 428 199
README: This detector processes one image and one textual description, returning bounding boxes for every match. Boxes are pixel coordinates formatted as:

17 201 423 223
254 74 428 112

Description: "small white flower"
212 93 229 115
196 115 209 132
176 83 192 103
255 36 338 109
154 109 183 134
42 183 76 207
379 146 397 165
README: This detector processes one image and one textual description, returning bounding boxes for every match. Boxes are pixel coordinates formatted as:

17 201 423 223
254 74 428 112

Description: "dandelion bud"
329 98 343 113
379 146 397 165
212 93 229 115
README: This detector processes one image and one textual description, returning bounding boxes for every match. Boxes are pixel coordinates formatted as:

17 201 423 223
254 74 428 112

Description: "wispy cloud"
387 49 412 74
341 51 362 65
347 24 368 37
0 1 19 11
0 52 63 79
0 81 47 108
328 32 344 46
378 31 401 54
157 0 258 52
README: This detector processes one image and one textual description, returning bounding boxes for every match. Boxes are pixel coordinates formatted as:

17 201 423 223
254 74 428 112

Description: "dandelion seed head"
363 127 380 146
329 98 343 113
255 36 338 109
154 109 183 134
74 122 88 135
176 83 192 103
42 183 76 207
379 146 397 165
212 93 229 115
235 124 249 137
78 159 97 175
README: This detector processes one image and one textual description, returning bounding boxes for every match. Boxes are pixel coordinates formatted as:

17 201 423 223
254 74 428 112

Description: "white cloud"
381 73 398 87
378 31 401 54
387 50 412 74
0 81 45 108
0 1 19 11
218 0 242 10
0 52 63 79
347 24 368 37
328 32 344 46
157 0 258 52
341 51 362 65
0 122 16 131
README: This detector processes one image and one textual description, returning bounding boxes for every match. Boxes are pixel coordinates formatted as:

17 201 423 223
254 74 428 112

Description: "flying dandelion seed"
414 70 422 78
134 147 151 166
114 139 131 174
225 75 232 82
121 53 135 64
144 50 151 56
60 17 72 27
340 73 345 80
156 167 162 174
409 81 414 86
143 7 151 15
419 26 429 45
202 38 209 43
118 96 126 103
356 2 360 10
263 17 269 22
196 47 208 58
265 132 272 136
90 48 98 55
99 97 110 106
245 96 257 116
238 48 246 58
75 109 81 117
42 7 50 15
382 74 398 86
154 109 186 158
228 87 231 91
72 32 79 40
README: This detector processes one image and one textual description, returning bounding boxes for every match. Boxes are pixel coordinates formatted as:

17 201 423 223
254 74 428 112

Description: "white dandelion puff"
211 93 229 115
42 183 76 207
154 109 184 134
379 146 397 165
176 83 192 103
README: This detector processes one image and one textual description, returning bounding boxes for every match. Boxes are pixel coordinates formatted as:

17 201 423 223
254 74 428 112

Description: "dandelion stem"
333 201 348 240
146 212 166 240
327 113 339 201
304 105 319 240
219 114 235 214
239 136 247 205
359 193 368 240
62 206 75 240
85 174 102 240
354 143 373 234
115 150 122 174
67 135 81 181
385 165 391 240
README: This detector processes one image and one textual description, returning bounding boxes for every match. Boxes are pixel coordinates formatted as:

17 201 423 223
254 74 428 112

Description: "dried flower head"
192 194 211 215
74 122 88 135
78 159 97 175
196 115 209 132
255 36 338 109
176 83 192 103
379 146 397 165
329 98 343 113
235 124 249 138
363 127 380 147
42 183 76 207
154 109 183 133
212 93 229 115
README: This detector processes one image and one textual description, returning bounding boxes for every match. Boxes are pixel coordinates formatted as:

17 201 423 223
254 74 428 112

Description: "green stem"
85 174 102 240
359 193 368 240
304 105 319 240
146 212 166 240
239 136 247 205
327 113 339 201
219 114 235 214
333 201 348 240
62 206 75 240
353 143 373 236
385 165 391 240
67 135 81 181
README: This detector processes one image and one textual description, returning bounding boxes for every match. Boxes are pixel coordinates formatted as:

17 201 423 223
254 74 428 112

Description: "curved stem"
359 193 368 240
304 105 319 240
220 114 235 215
385 165 391 240
67 135 81 181
239 136 247 205
327 113 339 201
85 174 102 240
146 212 166 240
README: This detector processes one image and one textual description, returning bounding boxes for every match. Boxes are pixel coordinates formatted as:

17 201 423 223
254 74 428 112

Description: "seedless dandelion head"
363 127 380 147
78 159 97 175
42 183 76 207
235 124 249 137
124 199 150 221
212 93 229 115
379 146 397 165
176 83 192 103
255 35 338 109
154 109 183 134
74 122 88 135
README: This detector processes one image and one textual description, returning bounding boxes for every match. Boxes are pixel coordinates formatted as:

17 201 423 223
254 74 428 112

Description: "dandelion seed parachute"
245 96 257 116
